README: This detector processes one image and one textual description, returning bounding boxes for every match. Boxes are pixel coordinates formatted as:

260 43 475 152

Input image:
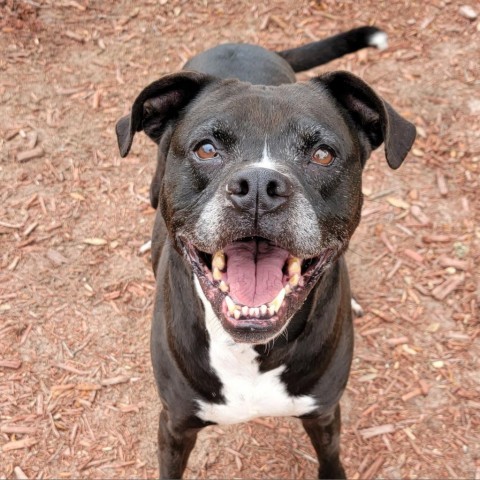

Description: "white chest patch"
194 278 317 425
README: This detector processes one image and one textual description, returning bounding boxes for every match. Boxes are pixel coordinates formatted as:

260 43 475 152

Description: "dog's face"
117 71 415 344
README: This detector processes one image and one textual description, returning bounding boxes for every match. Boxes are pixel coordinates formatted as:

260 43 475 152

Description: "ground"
0 0 479 478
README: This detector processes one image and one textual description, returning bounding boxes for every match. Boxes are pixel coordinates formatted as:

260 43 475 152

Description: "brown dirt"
1 0 479 478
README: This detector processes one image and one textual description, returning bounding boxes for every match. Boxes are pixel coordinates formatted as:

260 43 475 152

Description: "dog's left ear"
313 71 416 169
115 71 216 158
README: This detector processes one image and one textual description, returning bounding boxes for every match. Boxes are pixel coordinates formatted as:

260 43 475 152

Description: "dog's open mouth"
183 237 334 343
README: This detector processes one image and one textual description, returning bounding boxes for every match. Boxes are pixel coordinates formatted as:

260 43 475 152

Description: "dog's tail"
277 26 388 73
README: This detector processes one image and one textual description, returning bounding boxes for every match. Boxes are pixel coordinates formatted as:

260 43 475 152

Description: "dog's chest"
195 279 317 425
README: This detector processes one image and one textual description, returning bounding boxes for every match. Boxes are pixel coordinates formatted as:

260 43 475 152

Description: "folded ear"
313 71 416 169
115 71 216 158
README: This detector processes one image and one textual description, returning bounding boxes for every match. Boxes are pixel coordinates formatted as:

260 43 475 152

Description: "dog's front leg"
301 404 346 479
157 409 200 479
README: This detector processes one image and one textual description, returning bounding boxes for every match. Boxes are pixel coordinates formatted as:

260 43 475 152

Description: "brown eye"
195 143 218 160
312 147 335 166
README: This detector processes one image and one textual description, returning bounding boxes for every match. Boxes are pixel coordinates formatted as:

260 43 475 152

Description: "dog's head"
116 70 415 344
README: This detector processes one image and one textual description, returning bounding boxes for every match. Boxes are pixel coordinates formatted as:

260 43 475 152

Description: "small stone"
459 5 477 20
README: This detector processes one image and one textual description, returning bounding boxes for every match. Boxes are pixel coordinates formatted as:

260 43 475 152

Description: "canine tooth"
219 281 229 292
212 251 225 270
260 305 267 316
270 288 286 313
289 273 300 287
225 296 236 314
267 305 275 316
288 257 301 275
213 266 222 281
242 306 249 316
233 309 241 320
284 284 292 295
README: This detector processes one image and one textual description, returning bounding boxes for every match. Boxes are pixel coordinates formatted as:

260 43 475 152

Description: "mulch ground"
1 0 479 478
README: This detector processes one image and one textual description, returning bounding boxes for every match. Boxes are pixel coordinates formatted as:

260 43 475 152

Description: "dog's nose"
226 167 293 216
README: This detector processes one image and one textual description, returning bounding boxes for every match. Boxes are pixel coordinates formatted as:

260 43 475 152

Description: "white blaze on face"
258 140 277 170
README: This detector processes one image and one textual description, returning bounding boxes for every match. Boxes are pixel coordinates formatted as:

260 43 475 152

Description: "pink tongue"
223 239 289 307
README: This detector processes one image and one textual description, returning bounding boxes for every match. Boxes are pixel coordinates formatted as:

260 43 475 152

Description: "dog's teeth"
233 309 241 320
284 284 292 295
288 257 301 276
289 273 300 288
260 304 267 316
219 281 229 292
242 306 249 316
267 305 275 316
270 288 286 313
213 266 222 281
249 307 259 317
212 251 225 271
225 296 236 314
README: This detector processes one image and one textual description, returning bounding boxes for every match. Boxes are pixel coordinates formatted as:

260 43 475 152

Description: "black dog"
116 26 415 479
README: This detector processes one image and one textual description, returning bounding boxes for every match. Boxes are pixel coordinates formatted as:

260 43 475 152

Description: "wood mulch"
1 0 479 478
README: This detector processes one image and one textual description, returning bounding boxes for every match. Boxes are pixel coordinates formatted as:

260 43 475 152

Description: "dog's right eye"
195 142 218 160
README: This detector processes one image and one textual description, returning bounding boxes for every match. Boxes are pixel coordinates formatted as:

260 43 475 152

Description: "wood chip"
17 146 44 163
270 14 288 30
1 425 37 435
5 128 20 140
139 240 152 254
386 336 409 346
431 274 464 300
459 5 477 20
55 363 90 375
359 424 395 439
23 222 38 237
92 90 101 109
436 171 448 196
404 248 424 263
386 259 402 280
402 387 423 402
438 256 469 271
387 197 410 209
14 467 29 480
422 234 451 243
27 131 38 149
371 309 394 322
410 205 430 225
363 456 385 480
83 238 108 246
100 375 130 386
0 359 22 369
64 30 85 42
2 437 38 452
47 249 69 265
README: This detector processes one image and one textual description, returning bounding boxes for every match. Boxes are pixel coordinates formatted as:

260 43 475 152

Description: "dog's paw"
350 298 364 317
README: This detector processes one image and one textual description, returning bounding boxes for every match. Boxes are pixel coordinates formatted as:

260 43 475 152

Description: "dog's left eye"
195 142 218 160
312 146 335 166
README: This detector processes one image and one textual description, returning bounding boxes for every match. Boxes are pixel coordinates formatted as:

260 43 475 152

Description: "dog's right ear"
115 71 216 157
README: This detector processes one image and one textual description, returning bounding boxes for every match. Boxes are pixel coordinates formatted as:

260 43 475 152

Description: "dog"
116 26 415 479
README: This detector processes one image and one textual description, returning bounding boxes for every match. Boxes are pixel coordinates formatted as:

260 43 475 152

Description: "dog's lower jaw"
185 237 338 344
